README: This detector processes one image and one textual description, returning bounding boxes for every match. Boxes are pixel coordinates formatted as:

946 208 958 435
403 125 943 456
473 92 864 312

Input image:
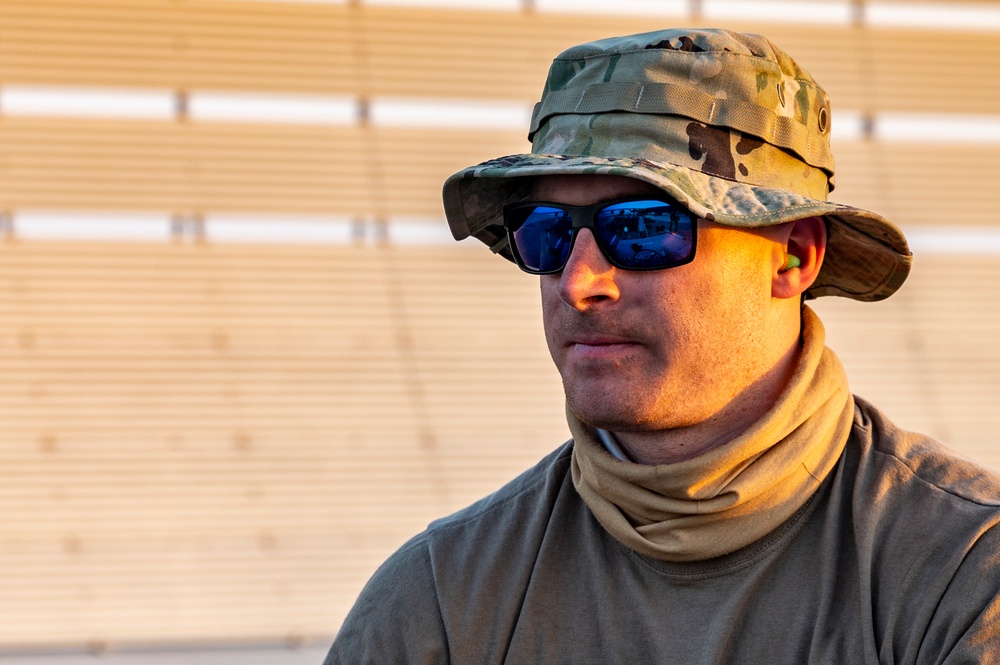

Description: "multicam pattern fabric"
441 28 912 301
530 31 835 191
531 113 832 200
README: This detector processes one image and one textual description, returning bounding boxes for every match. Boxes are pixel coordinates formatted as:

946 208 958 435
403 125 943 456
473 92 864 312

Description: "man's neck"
614 340 802 466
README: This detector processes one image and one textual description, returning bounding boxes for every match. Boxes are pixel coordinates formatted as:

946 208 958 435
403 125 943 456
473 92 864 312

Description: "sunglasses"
503 197 698 275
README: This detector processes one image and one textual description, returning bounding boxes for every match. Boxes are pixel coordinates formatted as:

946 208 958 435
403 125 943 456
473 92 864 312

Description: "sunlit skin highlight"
535 175 827 465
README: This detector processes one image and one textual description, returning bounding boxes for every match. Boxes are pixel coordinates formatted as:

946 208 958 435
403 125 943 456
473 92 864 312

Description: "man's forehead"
528 174 663 205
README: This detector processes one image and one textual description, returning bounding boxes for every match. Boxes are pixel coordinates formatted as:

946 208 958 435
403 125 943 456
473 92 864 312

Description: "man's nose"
556 229 620 310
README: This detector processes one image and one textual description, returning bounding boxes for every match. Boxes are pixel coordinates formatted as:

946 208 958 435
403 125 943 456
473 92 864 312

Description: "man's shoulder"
852 396 1000 510
359 439 576 580
326 441 577 664
427 440 575 538
843 398 1000 660
846 395 1000 599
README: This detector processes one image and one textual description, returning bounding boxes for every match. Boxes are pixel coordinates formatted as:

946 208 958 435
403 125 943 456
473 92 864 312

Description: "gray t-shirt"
325 398 1000 664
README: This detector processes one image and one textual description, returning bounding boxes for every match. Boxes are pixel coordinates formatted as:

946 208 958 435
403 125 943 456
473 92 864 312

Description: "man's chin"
566 394 657 434
564 381 704 434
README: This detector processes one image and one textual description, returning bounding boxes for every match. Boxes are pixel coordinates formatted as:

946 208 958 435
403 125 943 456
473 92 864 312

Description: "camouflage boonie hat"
442 28 912 301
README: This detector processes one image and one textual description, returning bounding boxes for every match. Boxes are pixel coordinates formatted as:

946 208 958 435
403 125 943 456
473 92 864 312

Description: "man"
326 28 1000 663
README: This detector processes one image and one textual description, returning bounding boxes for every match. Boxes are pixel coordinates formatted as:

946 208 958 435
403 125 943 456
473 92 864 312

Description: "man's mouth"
566 335 641 360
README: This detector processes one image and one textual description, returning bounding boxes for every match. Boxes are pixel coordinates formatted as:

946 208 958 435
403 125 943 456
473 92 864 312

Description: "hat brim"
443 153 912 302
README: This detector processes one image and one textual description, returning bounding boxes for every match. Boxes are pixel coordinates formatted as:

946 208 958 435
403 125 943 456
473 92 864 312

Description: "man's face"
537 174 785 433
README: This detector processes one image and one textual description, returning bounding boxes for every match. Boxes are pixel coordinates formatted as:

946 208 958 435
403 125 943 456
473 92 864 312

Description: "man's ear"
772 216 827 299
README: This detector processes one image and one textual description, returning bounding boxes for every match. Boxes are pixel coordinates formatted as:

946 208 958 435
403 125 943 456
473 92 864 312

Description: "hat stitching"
481 152 823 191
472 156 841 222
555 49 783 67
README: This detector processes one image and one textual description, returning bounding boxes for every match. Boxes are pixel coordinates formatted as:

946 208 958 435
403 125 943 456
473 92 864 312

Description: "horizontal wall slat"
0 118 529 214
1 2 999 114
3 118 1000 226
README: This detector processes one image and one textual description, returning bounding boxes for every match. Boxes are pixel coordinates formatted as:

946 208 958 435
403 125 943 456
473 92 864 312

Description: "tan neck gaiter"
570 307 855 562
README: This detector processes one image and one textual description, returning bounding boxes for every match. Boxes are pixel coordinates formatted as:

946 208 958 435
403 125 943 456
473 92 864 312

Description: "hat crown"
529 28 835 196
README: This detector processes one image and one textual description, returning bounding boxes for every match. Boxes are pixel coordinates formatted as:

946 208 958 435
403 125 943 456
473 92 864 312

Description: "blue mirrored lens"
511 206 573 273
595 200 695 269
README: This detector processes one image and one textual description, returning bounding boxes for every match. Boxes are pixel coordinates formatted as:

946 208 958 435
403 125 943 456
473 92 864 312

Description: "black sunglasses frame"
503 196 699 275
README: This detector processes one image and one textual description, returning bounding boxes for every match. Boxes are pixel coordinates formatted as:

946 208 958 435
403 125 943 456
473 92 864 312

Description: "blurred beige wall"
1 0 999 657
